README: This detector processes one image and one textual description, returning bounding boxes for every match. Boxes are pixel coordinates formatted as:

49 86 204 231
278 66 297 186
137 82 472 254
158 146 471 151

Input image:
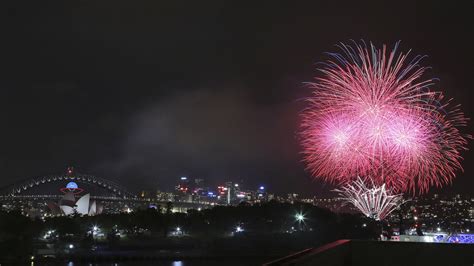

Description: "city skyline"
1 169 471 237
1 167 473 200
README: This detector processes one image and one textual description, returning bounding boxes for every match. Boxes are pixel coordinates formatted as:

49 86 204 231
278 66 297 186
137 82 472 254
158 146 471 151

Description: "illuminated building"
49 181 102 216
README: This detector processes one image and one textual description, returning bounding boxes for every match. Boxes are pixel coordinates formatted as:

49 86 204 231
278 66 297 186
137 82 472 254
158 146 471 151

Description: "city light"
43 229 57 240
3 169 472 243
68 244 74 249
295 213 305 222
90 225 101 238
171 226 183 236
294 212 306 231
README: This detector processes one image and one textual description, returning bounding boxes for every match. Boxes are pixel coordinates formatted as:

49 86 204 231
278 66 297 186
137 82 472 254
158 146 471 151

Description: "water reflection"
42 259 265 265
52 261 186 266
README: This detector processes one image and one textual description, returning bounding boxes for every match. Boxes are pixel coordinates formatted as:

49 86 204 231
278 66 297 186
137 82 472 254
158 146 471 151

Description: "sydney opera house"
47 181 102 216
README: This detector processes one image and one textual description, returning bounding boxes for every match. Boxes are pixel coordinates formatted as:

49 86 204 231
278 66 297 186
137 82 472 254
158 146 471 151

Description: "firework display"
301 41 469 194
335 177 404 221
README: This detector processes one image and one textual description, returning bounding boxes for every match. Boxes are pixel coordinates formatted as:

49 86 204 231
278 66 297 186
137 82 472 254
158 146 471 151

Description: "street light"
295 212 306 231
236 226 243 233
295 213 305 222
173 227 182 236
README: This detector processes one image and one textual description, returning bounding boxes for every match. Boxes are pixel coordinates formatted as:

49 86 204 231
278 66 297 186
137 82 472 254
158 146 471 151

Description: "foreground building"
47 182 102 216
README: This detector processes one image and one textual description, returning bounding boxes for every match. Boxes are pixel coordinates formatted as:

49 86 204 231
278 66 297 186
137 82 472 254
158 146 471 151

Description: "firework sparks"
335 177 404 221
300 41 470 194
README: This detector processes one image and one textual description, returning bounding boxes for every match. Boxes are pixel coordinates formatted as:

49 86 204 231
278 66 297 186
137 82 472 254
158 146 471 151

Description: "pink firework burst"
300 41 470 194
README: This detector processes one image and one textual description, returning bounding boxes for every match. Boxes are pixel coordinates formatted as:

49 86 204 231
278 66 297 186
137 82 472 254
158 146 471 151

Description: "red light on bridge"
66 167 74 175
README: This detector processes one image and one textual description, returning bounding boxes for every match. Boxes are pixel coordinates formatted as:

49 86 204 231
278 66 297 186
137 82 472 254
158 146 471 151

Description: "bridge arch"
0 174 134 199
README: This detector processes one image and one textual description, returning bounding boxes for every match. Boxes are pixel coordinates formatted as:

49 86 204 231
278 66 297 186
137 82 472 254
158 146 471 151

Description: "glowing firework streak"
335 177 404 221
301 41 470 193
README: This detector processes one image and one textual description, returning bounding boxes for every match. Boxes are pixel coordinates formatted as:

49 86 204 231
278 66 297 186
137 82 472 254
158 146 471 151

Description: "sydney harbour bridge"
0 168 210 215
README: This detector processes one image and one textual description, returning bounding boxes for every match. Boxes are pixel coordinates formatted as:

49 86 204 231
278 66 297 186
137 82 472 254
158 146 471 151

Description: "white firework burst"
335 177 404 221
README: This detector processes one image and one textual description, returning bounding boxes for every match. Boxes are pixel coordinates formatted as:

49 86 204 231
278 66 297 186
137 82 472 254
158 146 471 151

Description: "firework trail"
335 177 404 221
301 41 469 194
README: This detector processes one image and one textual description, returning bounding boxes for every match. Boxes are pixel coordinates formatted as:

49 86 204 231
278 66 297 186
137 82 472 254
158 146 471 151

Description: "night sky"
0 1 472 196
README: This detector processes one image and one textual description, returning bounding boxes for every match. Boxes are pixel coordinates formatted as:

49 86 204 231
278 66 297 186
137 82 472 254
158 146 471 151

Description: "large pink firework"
301 41 469 194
